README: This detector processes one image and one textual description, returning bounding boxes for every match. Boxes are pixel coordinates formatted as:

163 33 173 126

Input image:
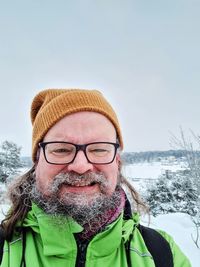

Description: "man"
1 89 191 266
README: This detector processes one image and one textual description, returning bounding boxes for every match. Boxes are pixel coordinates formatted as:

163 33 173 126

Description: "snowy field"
122 161 187 179
0 162 199 266
123 162 200 266
147 213 199 267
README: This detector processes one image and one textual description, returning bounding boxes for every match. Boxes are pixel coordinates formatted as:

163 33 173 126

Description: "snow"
0 204 9 221
0 162 200 265
123 162 200 266
147 213 200 267
122 161 187 179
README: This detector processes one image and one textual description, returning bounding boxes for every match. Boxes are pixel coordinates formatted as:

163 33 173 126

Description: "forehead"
44 111 117 142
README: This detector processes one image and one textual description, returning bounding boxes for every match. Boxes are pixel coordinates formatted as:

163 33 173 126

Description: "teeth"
69 181 95 187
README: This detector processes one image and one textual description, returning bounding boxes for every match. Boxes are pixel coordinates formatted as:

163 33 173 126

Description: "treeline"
121 149 200 164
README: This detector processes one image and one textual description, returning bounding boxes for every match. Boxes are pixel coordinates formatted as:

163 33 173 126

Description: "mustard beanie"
31 89 123 161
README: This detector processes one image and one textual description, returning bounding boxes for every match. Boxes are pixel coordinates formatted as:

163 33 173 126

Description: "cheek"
35 162 48 194
35 158 63 194
98 161 119 195
110 165 119 189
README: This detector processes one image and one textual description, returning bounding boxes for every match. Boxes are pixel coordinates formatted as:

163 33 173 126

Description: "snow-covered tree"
170 128 200 196
144 176 174 216
0 140 22 182
145 170 199 217
169 128 200 248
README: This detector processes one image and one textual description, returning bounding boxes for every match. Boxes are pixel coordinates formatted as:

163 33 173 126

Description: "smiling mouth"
59 181 99 195
62 181 97 187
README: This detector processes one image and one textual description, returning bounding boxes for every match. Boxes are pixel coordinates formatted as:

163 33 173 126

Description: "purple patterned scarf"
78 189 126 240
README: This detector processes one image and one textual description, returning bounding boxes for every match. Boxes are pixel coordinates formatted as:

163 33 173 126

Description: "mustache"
47 171 109 193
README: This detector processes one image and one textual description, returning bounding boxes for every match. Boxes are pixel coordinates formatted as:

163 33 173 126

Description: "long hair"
1 166 35 241
1 164 148 241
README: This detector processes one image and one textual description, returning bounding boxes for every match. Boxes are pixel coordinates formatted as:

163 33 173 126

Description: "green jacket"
1 203 191 267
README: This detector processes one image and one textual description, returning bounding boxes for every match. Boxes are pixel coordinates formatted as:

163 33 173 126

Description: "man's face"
35 111 120 208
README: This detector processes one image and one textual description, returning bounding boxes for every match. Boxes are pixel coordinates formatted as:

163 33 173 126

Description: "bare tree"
170 127 200 192
170 127 200 248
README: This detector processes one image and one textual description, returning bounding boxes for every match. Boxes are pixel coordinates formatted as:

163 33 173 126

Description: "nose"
67 150 94 174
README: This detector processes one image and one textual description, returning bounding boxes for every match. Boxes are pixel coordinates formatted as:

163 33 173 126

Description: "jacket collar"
22 201 139 257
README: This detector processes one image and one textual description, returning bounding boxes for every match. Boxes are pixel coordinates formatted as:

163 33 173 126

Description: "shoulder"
157 229 192 267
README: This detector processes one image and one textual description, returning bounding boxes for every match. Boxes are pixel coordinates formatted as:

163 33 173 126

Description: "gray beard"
30 172 122 227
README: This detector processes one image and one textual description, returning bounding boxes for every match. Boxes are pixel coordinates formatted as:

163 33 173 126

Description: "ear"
116 152 121 167
35 148 41 164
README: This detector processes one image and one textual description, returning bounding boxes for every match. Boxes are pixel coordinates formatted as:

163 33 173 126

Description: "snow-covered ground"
0 162 199 265
148 213 199 267
123 162 200 266
122 161 187 179
0 204 9 221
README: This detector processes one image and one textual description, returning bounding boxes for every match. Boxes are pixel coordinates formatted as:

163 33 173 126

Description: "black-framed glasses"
38 141 120 165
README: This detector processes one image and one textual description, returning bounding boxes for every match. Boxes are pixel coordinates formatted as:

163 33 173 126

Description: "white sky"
0 0 200 156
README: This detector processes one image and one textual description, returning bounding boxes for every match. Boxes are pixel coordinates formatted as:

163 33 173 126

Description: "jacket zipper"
75 237 89 267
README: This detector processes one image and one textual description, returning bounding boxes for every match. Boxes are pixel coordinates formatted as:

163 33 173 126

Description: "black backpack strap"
0 227 5 264
138 225 173 267
123 195 173 267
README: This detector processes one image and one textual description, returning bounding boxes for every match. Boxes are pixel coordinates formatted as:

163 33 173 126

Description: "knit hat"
31 89 123 162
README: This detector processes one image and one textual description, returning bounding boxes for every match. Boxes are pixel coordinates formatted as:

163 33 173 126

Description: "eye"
90 148 107 152
88 147 110 157
90 148 108 153
52 148 73 154
46 144 75 156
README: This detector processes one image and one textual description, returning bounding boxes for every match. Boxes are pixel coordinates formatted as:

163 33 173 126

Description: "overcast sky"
0 0 200 156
